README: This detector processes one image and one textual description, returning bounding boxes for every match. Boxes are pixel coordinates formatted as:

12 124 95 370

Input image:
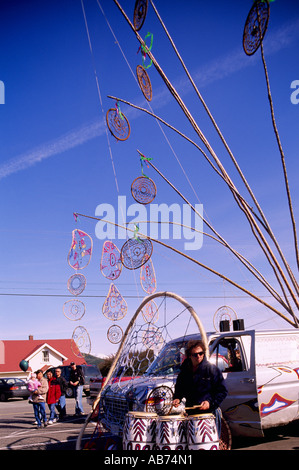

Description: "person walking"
55 367 68 420
31 370 48 429
46 370 61 424
69 362 85 416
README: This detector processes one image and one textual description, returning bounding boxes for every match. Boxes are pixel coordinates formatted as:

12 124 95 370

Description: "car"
0 378 30 401
45 364 102 398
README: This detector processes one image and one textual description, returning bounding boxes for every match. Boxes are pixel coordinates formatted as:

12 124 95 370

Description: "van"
99 328 299 440
45 364 102 397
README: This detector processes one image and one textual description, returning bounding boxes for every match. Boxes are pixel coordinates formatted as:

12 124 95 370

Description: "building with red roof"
0 335 86 379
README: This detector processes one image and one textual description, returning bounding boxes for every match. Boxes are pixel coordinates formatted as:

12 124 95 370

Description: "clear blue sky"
0 0 298 357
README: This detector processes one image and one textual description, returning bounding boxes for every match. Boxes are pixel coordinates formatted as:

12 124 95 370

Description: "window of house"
42 350 49 362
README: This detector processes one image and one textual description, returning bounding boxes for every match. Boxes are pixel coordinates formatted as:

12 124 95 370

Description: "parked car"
45 364 102 398
0 378 30 401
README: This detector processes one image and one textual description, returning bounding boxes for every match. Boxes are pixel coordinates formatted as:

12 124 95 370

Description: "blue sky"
0 0 298 357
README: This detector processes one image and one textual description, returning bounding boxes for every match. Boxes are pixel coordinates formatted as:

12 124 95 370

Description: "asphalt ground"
0 398 298 453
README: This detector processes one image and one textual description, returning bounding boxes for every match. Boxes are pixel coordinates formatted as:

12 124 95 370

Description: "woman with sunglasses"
172 340 227 421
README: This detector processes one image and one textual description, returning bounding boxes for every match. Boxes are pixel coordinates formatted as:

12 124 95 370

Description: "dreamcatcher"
140 256 157 294
213 305 238 332
102 283 128 321
106 104 130 141
63 299 86 321
141 299 159 323
121 237 153 270
136 64 152 101
133 0 148 31
145 386 174 415
131 175 156 204
243 0 270 56
67 273 86 296
67 229 93 270
71 325 91 357
100 240 122 280
107 324 123 344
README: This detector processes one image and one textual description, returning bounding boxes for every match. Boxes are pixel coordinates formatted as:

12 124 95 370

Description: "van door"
209 330 263 438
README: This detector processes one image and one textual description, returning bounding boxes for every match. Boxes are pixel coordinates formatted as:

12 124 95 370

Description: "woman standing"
46 370 61 424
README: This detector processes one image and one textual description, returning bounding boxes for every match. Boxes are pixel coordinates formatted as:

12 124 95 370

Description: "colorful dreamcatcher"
63 299 86 321
133 0 148 31
106 104 130 141
140 256 157 294
243 0 270 56
107 324 123 344
213 305 238 332
121 237 153 270
141 299 159 324
136 64 152 101
67 229 93 270
71 325 91 357
102 283 128 321
100 240 122 280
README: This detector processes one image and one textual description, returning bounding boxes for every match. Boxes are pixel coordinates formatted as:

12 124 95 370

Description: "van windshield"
145 340 187 377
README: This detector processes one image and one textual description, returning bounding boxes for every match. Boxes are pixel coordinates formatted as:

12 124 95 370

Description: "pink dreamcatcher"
100 241 122 280
140 256 156 294
67 229 93 270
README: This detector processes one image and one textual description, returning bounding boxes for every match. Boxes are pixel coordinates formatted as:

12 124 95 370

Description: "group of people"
27 362 85 429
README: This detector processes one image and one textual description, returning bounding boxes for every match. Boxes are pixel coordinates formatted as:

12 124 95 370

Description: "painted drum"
122 411 157 450
156 415 187 451
187 413 219 450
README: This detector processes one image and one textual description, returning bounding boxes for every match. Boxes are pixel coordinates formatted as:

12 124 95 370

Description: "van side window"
211 339 244 372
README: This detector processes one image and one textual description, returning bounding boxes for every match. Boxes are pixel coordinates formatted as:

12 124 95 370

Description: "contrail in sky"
0 18 298 181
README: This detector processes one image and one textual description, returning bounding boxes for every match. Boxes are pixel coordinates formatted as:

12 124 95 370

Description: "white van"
99 327 299 439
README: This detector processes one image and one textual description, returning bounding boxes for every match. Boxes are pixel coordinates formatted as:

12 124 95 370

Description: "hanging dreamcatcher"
107 324 123 344
67 273 87 296
140 256 157 294
102 283 128 322
141 299 159 324
136 64 152 101
121 237 153 270
133 0 148 31
67 229 93 271
100 240 122 280
71 325 91 357
213 305 238 332
131 175 157 204
63 299 86 321
243 0 270 56
106 103 130 141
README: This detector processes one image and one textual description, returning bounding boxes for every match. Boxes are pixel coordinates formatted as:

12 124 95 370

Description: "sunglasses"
191 352 204 357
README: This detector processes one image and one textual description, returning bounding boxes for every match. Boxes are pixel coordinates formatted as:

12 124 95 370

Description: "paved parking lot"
0 398 298 451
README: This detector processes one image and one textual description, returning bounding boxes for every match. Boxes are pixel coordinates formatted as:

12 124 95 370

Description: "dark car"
45 364 102 398
0 378 30 401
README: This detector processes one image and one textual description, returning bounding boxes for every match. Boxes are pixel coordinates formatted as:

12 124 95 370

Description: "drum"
122 411 157 450
187 413 219 450
156 415 187 450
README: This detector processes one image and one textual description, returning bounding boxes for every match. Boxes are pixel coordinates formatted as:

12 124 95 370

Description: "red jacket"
47 377 61 404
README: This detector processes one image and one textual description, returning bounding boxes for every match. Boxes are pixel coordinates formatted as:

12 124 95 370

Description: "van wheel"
219 417 232 450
